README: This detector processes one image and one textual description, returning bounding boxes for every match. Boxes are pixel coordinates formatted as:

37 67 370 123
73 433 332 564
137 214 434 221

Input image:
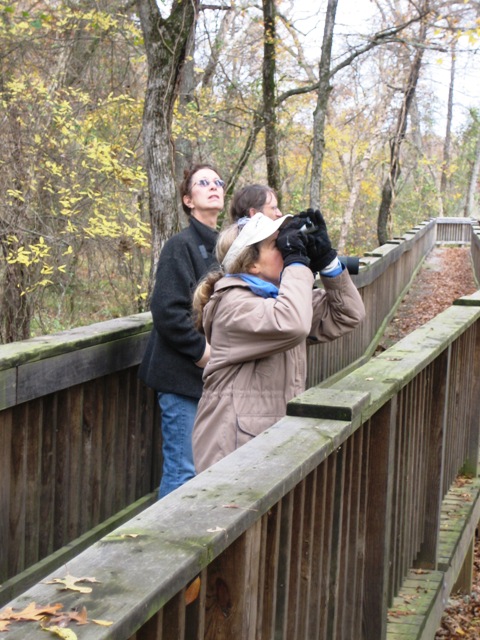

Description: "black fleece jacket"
138 217 218 398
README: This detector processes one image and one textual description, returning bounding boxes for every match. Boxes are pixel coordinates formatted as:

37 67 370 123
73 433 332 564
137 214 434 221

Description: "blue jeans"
157 392 197 498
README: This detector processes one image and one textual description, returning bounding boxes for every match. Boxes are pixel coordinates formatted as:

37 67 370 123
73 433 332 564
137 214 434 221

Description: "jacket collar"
189 216 218 253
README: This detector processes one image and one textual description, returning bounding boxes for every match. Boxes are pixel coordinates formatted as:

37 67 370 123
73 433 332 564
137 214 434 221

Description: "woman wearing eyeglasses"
139 163 225 497
191 212 365 473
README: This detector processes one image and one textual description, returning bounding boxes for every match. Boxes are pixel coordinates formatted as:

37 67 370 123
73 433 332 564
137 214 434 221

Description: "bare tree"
309 0 338 209
377 7 428 246
262 0 282 201
136 0 198 288
439 39 456 215
465 111 480 219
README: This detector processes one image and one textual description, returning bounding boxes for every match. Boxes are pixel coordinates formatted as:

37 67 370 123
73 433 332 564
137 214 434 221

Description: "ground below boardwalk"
377 245 479 638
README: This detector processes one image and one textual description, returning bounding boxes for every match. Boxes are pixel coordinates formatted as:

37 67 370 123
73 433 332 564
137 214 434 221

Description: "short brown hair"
229 184 276 222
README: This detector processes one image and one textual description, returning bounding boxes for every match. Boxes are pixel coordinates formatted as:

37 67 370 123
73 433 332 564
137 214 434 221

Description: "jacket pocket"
236 414 279 449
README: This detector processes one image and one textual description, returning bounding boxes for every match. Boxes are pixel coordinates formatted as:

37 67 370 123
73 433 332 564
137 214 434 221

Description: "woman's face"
183 168 225 225
248 232 284 286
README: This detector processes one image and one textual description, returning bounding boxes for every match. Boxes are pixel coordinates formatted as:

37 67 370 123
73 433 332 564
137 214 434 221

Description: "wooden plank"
25 400 42 569
273 490 293 638
0 408 12 582
0 367 16 411
256 504 281 640
416 349 449 568
0 313 152 372
286 480 305 639
8 403 27 579
39 395 57 560
362 399 397 640
16 334 149 405
287 387 370 422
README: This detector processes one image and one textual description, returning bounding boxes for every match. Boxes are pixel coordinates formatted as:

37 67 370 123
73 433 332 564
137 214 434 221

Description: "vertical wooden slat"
54 388 70 550
464 323 480 476
326 447 344 639
115 370 130 511
416 347 449 568
204 521 262 639
83 378 104 529
274 491 294 639
162 591 186 640
286 480 306 639
9 403 27 577
67 385 83 541
103 374 118 520
256 505 281 640
25 398 42 567
39 394 57 559
362 398 397 640
0 408 12 582
308 463 327 640
318 454 336 639
297 472 316 640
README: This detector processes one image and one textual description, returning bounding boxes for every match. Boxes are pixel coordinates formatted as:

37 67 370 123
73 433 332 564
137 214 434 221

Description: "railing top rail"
0 312 152 372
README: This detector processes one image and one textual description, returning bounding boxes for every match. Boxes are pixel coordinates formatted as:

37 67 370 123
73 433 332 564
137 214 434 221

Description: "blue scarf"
226 273 279 298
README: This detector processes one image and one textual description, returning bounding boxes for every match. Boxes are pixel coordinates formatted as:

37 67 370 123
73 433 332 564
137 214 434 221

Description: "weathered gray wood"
16 332 149 406
362 398 397 640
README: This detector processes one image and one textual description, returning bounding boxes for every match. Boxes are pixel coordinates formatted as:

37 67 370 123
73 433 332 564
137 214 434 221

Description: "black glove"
276 227 310 268
299 208 337 273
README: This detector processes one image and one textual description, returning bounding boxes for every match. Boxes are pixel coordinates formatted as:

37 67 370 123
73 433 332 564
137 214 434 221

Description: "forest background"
1 0 479 344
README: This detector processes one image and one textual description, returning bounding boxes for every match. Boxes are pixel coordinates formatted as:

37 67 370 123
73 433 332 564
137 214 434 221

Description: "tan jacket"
193 265 365 472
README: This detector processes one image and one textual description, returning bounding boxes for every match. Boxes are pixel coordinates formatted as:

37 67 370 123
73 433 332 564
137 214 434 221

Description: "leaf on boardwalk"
41 625 78 639
0 602 63 622
44 574 100 593
103 533 141 542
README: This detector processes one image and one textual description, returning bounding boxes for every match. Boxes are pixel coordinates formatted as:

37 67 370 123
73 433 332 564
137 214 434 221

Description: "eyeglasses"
193 178 225 189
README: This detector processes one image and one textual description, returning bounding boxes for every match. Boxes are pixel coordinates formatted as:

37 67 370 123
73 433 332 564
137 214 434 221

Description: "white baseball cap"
222 212 293 271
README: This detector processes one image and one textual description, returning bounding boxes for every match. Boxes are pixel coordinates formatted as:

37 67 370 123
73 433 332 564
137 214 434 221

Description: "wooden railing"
0 217 477 613
470 221 480 285
4 289 480 640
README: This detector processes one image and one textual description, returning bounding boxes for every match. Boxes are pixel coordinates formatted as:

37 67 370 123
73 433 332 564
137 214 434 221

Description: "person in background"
229 184 283 221
191 211 365 472
139 163 224 497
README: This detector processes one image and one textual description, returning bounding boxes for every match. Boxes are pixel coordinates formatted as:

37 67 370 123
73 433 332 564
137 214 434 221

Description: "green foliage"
0 1 149 340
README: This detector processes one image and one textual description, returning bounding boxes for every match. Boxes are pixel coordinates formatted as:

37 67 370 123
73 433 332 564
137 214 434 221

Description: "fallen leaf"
90 618 113 627
222 504 258 512
0 602 63 622
185 577 201 605
41 625 78 639
44 574 100 593
103 533 141 542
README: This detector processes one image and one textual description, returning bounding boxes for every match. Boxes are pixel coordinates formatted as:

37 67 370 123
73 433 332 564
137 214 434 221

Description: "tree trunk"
377 13 427 246
465 126 480 219
262 0 282 202
174 28 196 223
136 0 197 291
309 0 338 209
440 41 456 216
337 137 376 253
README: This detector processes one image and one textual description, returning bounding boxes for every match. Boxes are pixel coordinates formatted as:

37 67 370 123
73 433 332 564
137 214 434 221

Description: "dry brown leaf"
44 574 100 593
185 577 201 605
0 602 63 622
41 625 78 639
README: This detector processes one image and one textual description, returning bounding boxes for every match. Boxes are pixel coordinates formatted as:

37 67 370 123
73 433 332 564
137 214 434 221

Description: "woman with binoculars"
192 195 365 473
